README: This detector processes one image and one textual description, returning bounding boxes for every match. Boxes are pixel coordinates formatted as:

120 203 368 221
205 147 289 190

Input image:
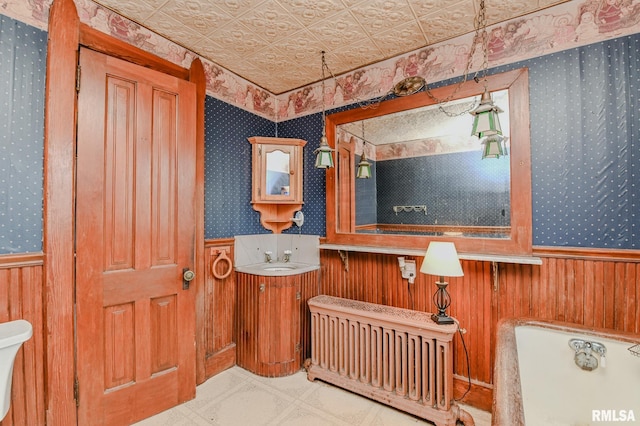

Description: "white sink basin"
235 262 320 276
263 266 296 271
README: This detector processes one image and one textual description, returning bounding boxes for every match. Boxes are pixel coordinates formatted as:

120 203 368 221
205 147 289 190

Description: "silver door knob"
183 269 195 282
183 268 195 290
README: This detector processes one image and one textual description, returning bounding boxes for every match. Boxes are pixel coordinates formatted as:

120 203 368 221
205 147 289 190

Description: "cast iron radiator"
306 295 474 426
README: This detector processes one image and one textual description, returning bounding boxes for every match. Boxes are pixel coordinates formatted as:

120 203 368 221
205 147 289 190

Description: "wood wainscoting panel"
0 253 45 426
201 241 237 380
319 247 640 412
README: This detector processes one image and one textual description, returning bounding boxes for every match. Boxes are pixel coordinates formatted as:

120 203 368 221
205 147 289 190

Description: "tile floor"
134 366 492 426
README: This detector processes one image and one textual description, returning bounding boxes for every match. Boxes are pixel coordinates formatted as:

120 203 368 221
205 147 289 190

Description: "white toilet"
0 320 32 421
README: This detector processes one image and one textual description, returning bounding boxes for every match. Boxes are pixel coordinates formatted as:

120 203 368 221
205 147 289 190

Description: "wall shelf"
319 244 543 265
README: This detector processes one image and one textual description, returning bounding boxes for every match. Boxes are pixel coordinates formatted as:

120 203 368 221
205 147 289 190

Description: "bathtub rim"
492 317 640 426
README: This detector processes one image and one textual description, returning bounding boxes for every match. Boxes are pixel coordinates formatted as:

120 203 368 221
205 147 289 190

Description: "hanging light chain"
321 51 327 137
476 0 490 85
423 0 489 117
319 0 490 118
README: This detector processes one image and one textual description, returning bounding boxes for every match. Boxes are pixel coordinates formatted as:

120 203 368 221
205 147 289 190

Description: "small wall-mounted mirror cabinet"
248 136 306 233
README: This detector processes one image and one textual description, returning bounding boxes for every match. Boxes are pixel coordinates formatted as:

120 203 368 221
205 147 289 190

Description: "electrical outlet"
401 259 416 283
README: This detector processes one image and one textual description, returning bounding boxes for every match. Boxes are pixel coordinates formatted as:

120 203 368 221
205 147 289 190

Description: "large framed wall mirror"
324 68 532 255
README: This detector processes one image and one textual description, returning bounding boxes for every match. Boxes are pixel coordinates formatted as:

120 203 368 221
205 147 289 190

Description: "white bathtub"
493 319 640 425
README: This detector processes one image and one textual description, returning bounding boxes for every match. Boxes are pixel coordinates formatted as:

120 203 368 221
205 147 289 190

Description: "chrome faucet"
283 250 292 263
264 251 273 263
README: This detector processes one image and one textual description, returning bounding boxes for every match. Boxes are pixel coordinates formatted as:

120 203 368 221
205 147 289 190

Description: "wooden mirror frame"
324 68 532 255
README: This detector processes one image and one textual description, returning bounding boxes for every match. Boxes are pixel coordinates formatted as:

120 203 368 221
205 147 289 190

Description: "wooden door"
75 47 196 425
337 137 355 232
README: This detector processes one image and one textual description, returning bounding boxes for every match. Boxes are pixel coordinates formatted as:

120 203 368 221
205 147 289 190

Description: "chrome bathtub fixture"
264 251 273 263
569 338 607 371
628 343 640 357
283 250 292 263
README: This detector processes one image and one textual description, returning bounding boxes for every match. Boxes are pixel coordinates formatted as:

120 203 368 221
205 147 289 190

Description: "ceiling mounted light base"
393 76 425 97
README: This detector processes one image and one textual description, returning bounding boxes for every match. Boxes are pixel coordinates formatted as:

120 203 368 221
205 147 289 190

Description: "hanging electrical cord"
453 320 472 402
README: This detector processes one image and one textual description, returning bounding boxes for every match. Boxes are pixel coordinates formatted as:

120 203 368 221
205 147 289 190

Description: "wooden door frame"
44 0 205 423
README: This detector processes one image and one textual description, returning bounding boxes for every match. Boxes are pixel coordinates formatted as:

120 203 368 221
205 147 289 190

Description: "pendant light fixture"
467 0 505 159
314 51 335 169
356 120 372 179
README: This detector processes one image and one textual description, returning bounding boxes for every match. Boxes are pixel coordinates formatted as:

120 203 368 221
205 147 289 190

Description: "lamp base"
431 313 455 325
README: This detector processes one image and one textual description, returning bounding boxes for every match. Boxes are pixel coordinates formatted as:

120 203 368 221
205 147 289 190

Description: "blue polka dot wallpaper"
492 35 640 248
0 15 46 254
204 96 275 238
276 114 327 237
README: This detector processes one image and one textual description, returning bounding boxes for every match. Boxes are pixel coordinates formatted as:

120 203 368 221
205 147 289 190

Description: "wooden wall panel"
0 254 45 426
318 247 640 411
201 241 237 379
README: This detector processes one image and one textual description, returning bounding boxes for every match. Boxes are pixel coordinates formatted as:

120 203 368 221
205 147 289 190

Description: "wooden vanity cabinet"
235 270 317 377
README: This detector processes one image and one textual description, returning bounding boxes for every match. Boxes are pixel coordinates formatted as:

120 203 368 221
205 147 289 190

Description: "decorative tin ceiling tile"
349 0 417 36
91 0 574 94
212 0 265 18
485 0 536 24
307 10 369 50
373 20 428 57
419 6 477 44
205 20 270 56
275 29 326 62
277 0 346 27
190 37 240 64
331 38 386 72
158 0 234 37
237 1 305 43
143 10 204 46
408 0 471 18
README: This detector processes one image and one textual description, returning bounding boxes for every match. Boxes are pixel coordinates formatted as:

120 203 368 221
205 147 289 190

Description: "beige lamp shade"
420 242 464 277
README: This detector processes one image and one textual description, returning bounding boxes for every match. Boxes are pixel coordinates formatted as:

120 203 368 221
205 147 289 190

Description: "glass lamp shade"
481 135 505 159
314 136 334 169
420 242 464 277
470 90 503 138
356 152 371 179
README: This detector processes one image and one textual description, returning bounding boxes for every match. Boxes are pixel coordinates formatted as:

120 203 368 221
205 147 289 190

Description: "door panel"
76 47 196 425
337 138 354 233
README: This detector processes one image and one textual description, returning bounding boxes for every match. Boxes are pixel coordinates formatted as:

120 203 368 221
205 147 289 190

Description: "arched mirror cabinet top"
324 68 532 256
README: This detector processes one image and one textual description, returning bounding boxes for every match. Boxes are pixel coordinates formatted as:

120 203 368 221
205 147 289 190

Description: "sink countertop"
234 262 320 276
